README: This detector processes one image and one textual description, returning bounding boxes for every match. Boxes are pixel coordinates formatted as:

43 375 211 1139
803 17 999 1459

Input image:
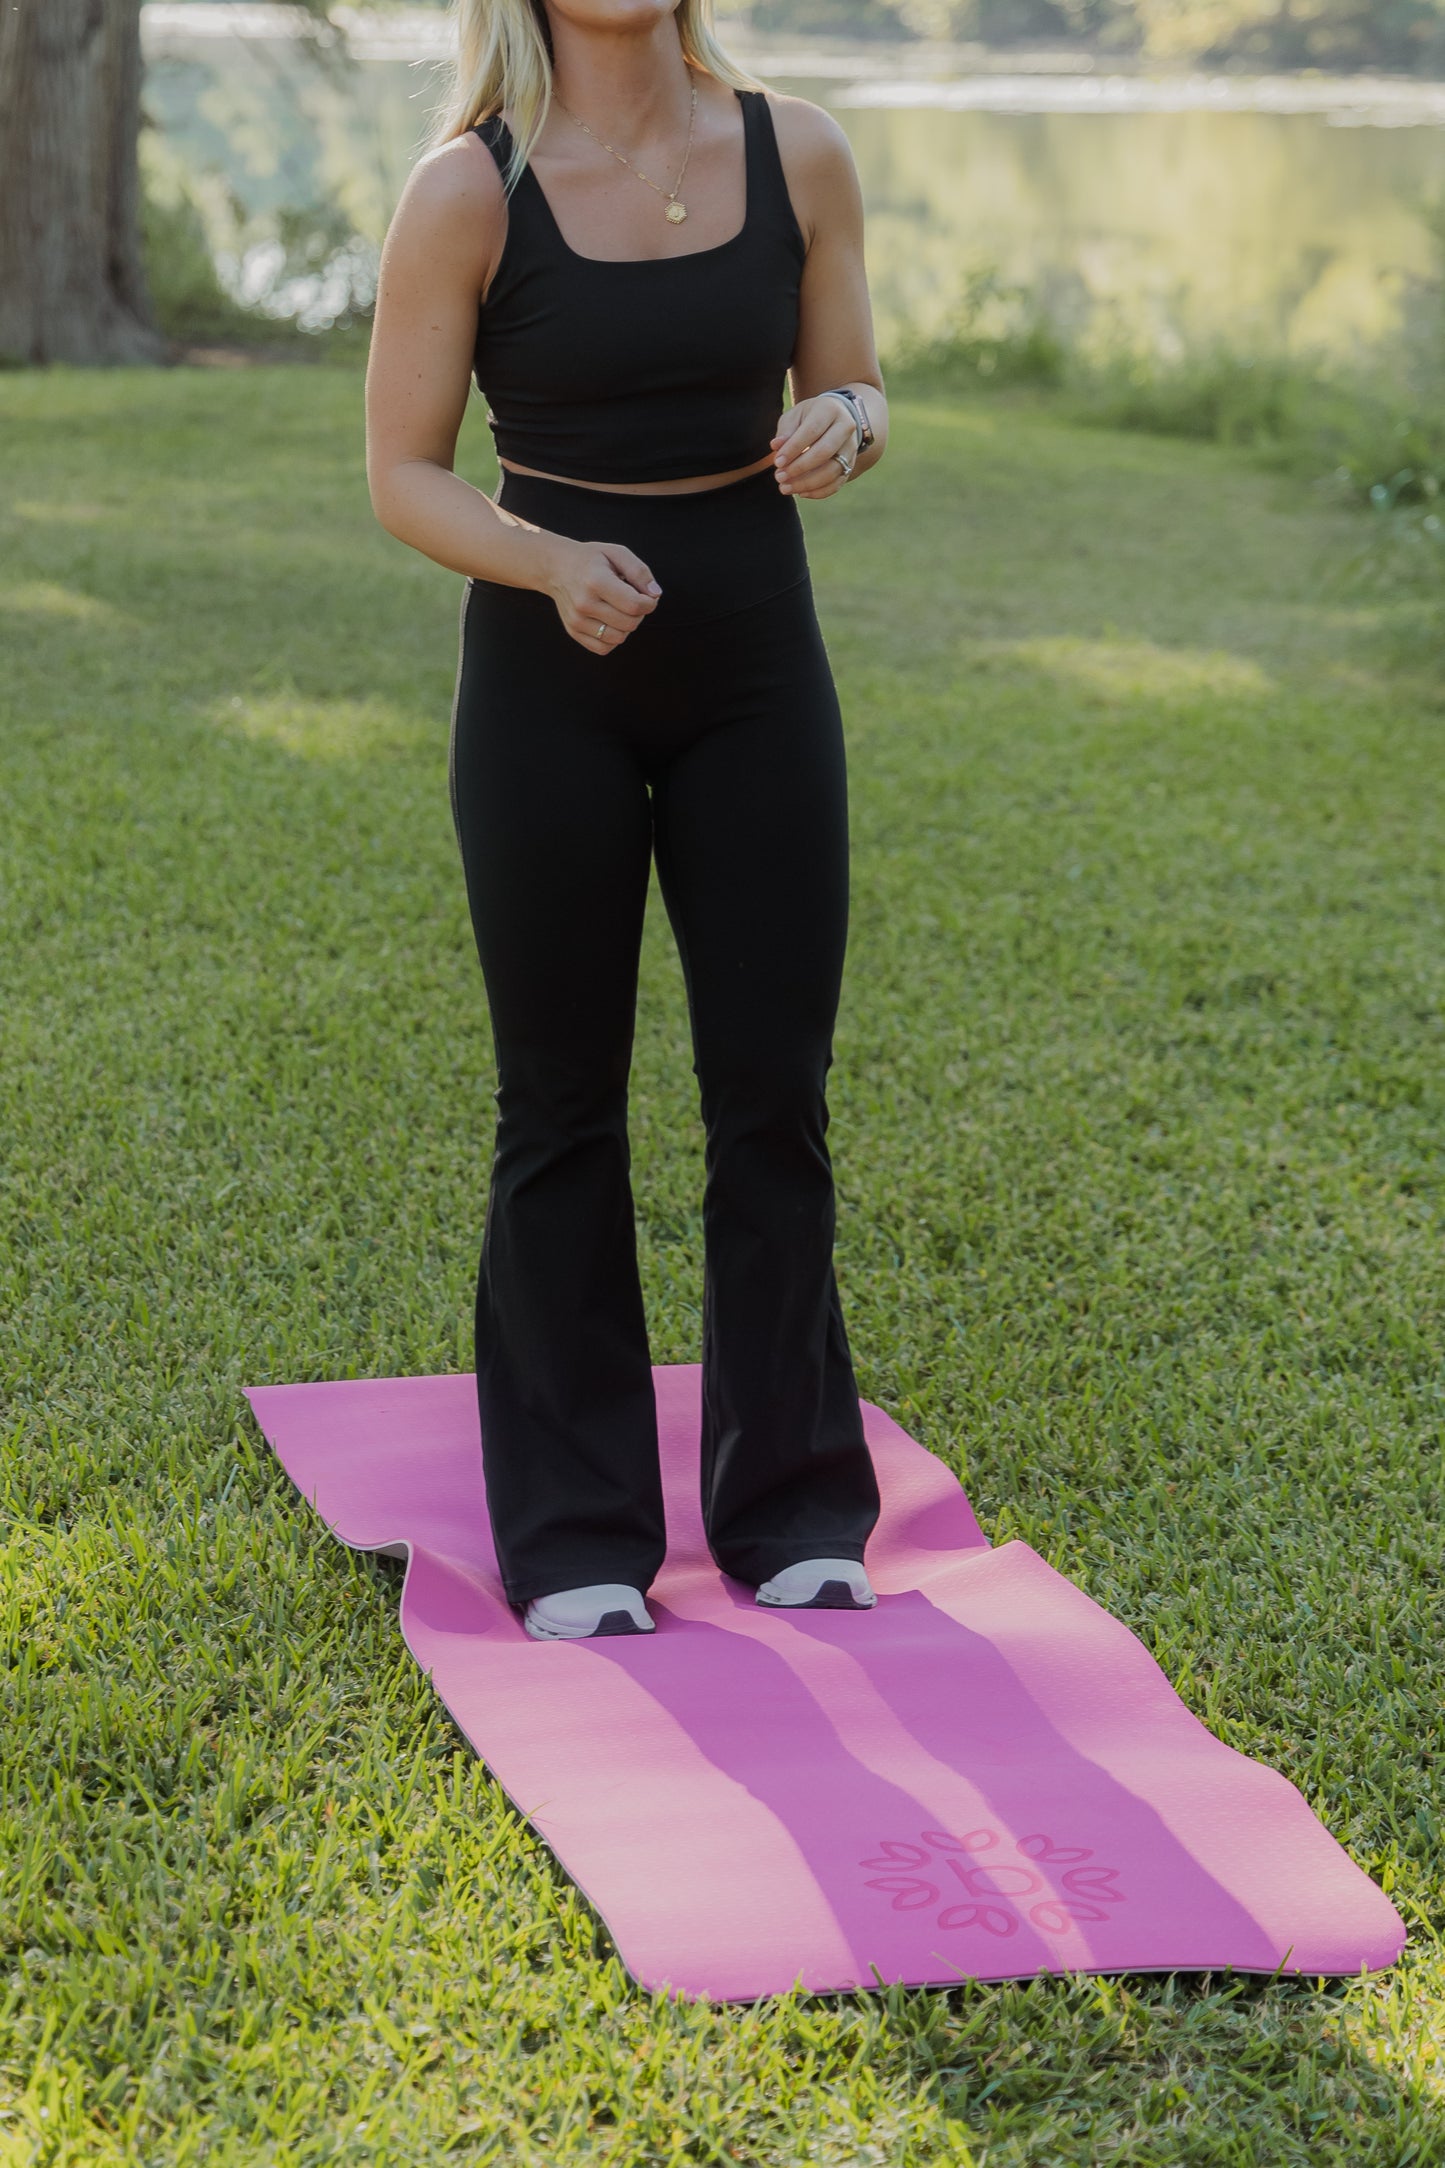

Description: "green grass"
2 368 1443 2164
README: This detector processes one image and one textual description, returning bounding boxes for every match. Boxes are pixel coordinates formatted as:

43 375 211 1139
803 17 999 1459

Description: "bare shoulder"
758 90 861 247
385 128 505 284
762 90 857 178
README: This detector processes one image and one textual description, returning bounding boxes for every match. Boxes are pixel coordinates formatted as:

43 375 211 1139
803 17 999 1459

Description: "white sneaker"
523 1584 655 1641
756 1559 877 1610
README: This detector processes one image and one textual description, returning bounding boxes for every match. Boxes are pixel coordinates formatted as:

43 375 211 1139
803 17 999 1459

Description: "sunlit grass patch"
0 581 135 628
968 635 1275 704
214 690 430 763
10 500 112 526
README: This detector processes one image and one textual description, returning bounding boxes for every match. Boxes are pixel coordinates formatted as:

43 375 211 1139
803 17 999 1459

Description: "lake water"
141 5 1445 356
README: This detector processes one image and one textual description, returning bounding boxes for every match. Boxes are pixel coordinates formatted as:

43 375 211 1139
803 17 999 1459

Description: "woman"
365 0 888 1641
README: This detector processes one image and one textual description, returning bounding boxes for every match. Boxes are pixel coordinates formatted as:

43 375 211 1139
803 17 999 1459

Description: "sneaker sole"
524 1607 656 1642
758 1578 877 1611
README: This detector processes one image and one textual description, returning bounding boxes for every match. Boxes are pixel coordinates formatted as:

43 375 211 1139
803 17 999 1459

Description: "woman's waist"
497 451 775 496
492 462 809 628
481 375 793 491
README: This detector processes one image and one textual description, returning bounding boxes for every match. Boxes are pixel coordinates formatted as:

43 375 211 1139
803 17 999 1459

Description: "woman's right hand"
541 536 662 655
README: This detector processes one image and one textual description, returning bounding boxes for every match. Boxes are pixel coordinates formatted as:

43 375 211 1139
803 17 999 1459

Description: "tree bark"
0 0 167 365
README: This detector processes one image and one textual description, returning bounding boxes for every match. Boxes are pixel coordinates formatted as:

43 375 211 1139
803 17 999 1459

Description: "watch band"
823 385 875 454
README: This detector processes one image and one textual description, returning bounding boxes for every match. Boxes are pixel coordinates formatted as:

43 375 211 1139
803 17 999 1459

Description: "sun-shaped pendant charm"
665 201 688 224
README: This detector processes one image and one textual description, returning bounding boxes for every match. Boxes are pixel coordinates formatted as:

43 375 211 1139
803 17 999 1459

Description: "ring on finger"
595 621 607 641
833 449 854 479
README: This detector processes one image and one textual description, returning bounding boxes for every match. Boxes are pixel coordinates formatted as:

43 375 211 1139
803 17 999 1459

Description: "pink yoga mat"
245 1364 1404 2000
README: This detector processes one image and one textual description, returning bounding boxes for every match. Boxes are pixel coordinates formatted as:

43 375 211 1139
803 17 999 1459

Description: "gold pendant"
665 201 687 224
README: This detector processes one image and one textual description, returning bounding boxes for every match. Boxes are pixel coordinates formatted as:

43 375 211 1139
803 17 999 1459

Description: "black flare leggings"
449 464 880 1607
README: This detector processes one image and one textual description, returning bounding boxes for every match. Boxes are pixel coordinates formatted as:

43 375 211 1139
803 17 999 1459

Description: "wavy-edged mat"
245 1364 1403 2001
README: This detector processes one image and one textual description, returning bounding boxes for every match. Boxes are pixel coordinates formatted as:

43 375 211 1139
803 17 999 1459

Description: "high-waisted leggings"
449 463 881 1606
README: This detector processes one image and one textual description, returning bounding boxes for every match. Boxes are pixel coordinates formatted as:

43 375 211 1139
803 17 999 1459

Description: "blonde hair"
430 0 769 190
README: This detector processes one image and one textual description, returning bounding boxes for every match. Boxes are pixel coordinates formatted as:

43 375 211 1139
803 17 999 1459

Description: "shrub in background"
139 127 375 357
142 180 283 350
885 265 1073 392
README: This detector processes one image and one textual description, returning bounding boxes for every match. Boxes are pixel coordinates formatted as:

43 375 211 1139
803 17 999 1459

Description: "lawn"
1 366 1441 2165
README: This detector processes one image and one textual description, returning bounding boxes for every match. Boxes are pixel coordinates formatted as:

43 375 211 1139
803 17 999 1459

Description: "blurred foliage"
1075 207 1445 522
140 121 377 353
886 267 1072 390
1115 0 1445 70
1071 345 1328 447
886 206 1445 617
729 0 1445 65
142 177 288 348
279 0 1445 65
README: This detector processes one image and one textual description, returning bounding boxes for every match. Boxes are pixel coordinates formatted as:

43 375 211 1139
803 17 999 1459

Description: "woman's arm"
364 141 661 652
768 96 888 501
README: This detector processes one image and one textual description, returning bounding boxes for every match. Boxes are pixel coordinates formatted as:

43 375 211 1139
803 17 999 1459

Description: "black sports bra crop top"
470 88 806 485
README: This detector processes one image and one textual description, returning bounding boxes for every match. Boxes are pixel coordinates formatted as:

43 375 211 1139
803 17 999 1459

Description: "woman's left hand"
770 393 859 499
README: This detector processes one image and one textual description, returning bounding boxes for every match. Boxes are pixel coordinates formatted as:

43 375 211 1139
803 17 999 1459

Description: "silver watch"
823 386 875 456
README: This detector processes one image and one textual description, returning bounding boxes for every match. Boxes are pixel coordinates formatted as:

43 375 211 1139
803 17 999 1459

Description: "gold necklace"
553 81 698 225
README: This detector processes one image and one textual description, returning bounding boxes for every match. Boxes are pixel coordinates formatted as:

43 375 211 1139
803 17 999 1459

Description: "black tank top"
470 88 806 486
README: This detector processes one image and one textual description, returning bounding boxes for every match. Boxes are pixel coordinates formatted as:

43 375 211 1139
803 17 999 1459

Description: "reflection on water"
140 11 1445 353
843 103 1443 355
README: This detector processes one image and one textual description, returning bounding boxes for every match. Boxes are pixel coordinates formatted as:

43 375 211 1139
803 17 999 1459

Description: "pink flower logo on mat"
860 1830 1126 1936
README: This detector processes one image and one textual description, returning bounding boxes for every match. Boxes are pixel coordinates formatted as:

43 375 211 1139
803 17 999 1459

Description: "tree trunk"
0 0 167 365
